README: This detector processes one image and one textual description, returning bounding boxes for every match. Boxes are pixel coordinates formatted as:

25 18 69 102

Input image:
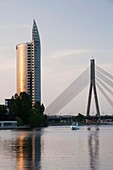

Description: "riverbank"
0 125 30 130
48 122 113 126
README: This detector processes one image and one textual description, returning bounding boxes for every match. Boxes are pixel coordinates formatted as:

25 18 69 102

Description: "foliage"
28 103 48 128
28 108 41 128
34 101 45 114
8 92 48 128
9 92 32 124
15 116 24 126
76 113 85 122
0 105 7 120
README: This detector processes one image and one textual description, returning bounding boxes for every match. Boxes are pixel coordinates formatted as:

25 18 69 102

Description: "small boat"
70 122 79 130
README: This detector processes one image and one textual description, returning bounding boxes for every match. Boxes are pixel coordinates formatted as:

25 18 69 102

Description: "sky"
0 0 113 115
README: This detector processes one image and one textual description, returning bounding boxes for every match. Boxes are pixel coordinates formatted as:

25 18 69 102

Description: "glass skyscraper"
16 20 41 105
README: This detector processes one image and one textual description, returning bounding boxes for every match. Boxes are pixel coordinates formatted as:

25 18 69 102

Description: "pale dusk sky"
0 0 113 115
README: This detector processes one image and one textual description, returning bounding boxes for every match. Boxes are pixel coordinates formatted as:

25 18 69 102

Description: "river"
0 126 113 170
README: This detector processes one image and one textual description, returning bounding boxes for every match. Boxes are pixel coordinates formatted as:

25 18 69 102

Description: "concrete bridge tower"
86 59 100 117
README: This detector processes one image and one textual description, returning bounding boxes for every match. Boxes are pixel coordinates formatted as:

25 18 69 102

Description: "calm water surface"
0 126 113 170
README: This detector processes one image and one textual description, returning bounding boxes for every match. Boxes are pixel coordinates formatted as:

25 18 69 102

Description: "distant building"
16 20 41 105
5 99 12 108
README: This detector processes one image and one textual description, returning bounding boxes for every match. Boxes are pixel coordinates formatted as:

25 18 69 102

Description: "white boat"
70 122 79 130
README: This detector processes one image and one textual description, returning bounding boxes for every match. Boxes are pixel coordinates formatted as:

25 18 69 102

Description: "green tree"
9 92 32 124
9 92 48 128
28 108 41 128
33 101 48 127
15 116 24 126
76 113 85 122
34 101 45 114
0 105 7 120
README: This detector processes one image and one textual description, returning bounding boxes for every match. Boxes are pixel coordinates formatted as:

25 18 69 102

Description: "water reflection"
2 127 113 170
88 127 99 170
15 130 41 170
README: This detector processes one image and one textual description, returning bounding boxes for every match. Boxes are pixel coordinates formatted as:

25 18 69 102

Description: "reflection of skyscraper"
16 20 41 105
16 131 41 170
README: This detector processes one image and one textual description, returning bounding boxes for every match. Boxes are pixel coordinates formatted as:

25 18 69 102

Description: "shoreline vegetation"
1 94 113 129
48 113 113 126
0 92 48 129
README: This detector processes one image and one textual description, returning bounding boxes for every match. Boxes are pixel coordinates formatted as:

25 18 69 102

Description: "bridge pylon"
86 59 100 117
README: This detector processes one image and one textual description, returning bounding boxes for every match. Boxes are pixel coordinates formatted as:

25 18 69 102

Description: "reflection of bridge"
88 128 99 170
45 59 113 116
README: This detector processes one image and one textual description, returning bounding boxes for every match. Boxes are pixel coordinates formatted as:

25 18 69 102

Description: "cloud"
50 49 113 59
0 45 13 51
51 49 89 58
0 58 15 70
0 24 30 29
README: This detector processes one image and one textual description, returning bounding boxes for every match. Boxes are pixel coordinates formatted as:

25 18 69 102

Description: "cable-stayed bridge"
45 59 113 116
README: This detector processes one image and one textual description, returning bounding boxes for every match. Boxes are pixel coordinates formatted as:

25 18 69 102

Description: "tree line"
0 92 48 128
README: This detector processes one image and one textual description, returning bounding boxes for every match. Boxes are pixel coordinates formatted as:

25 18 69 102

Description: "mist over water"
0 126 113 170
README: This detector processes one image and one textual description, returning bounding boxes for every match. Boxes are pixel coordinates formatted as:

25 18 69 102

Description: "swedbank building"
16 20 41 106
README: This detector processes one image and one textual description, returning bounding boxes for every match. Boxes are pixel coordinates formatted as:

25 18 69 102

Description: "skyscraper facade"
16 20 41 105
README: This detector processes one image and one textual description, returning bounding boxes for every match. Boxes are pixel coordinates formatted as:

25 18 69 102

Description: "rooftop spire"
33 19 36 26
32 19 40 41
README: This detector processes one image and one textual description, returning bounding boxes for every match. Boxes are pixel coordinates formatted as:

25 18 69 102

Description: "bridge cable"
96 71 113 89
96 65 113 80
96 82 113 107
45 67 89 115
96 77 113 96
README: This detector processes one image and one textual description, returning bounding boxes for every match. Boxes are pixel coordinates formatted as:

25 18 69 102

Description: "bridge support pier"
86 59 100 117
